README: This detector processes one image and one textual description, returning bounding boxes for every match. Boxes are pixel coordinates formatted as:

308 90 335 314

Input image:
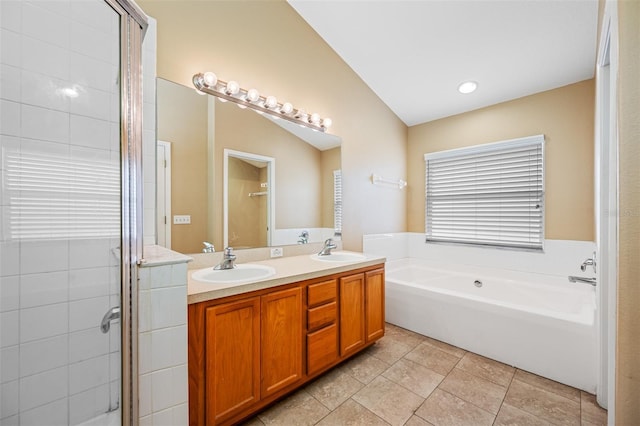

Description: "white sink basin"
191 264 276 285
310 252 367 262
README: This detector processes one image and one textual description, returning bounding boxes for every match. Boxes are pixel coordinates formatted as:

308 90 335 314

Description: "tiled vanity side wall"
138 252 189 426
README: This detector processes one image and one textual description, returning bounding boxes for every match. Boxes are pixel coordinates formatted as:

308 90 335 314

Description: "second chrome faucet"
318 238 337 256
214 247 237 270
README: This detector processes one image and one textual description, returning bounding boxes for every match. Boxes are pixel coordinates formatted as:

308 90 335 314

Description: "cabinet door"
205 297 261 424
365 268 385 342
339 273 366 356
261 287 303 398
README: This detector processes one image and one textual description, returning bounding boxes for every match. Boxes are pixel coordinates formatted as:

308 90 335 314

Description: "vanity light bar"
193 72 332 133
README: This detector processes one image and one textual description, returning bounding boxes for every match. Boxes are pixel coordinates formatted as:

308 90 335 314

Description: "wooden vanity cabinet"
188 264 384 426
338 268 385 356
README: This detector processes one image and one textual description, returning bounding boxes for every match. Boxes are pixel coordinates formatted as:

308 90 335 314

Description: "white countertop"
188 251 386 304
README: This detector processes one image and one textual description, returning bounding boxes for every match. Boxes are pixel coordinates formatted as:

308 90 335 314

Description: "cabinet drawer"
307 323 338 375
307 301 336 331
307 280 336 307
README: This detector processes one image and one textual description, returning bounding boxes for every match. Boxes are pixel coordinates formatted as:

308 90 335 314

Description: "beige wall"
227 157 267 248
138 0 407 251
407 80 595 242
616 0 640 421
156 78 209 254
321 147 341 229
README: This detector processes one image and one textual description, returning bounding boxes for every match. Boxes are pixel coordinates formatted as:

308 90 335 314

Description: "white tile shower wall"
138 252 189 426
0 0 128 424
363 232 597 278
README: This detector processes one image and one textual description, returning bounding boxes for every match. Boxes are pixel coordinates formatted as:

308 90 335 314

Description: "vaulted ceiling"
289 0 599 126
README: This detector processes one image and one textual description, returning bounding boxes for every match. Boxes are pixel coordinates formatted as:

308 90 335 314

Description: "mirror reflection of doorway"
223 149 275 249
157 140 172 248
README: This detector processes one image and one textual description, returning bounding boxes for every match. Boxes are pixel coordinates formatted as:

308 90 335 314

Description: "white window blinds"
424 135 544 250
333 169 342 236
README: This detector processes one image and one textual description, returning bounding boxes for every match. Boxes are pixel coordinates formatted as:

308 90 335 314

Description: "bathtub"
385 258 597 392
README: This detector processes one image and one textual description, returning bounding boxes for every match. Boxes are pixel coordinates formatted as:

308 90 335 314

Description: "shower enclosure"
0 0 146 424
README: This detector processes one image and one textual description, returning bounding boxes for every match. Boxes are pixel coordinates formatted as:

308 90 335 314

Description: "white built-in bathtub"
385 258 597 392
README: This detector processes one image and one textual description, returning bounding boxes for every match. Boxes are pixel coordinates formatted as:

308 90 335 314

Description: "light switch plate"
173 215 191 224
270 247 283 258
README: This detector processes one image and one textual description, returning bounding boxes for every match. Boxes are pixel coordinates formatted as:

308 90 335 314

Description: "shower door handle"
101 306 121 333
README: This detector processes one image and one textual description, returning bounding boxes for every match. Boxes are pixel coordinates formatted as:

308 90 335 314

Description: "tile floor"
244 323 607 426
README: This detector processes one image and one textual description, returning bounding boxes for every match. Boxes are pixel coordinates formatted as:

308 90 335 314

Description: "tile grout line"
491 365 517 426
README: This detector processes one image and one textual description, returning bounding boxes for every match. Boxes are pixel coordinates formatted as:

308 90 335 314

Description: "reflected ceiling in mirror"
155 78 342 255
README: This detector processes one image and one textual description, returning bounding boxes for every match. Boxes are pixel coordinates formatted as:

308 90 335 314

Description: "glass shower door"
0 0 129 424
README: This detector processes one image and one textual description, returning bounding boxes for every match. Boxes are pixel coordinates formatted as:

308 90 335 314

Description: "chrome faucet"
580 251 597 273
214 247 236 270
568 276 597 286
202 241 215 253
318 238 337 256
298 230 309 244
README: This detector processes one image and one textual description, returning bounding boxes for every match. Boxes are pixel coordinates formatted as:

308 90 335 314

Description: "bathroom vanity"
187 253 385 425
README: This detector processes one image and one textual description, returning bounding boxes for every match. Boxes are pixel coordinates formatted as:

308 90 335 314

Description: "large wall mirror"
156 78 342 254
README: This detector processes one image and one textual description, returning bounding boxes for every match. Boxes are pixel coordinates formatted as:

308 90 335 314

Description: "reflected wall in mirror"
156 78 342 254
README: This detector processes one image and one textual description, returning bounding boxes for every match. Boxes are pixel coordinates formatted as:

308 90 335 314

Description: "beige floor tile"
368 335 417 365
381 358 444 398
494 403 552 425
339 352 390 384
384 324 426 347
422 336 467 358
315 399 389 426
514 369 581 403
404 342 461 376
241 416 266 426
352 376 424 426
305 368 364 410
404 415 435 426
415 389 495 426
438 368 507 414
258 389 330 426
504 379 580 426
456 352 515 387
580 391 607 425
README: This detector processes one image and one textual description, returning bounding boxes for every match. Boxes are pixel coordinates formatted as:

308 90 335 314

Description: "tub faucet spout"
568 276 596 286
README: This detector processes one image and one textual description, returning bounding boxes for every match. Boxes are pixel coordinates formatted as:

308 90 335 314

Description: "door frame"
223 149 276 248
157 140 172 248
594 1 618 421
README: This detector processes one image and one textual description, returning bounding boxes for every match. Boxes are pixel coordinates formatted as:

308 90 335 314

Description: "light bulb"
203 72 217 88
246 88 260 102
458 81 478 94
225 80 240 95
265 96 278 109
309 113 321 125
280 102 293 114
322 118 332 128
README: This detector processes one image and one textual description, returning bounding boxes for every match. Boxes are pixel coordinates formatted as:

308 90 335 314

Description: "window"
333 169 342 236
424 135 544 250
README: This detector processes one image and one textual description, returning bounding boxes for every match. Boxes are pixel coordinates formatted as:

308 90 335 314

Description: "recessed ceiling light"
458 81 478 94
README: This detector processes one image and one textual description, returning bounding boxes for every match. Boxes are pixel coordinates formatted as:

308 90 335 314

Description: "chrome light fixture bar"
193 72 332 133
